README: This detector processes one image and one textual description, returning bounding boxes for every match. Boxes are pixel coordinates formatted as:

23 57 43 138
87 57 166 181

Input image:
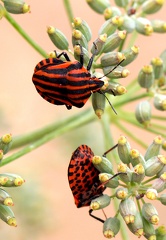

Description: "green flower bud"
102 30 126 53
145 155 166 176
99 16 119 36
114 0 129 7
103 7 113 20
0 173 25 187
72 17 92 42
72 29 88 50
103 217 120 238
103 65 129 78
143 217 156 240
121 45 139 66
117 136 131 164
86 0 110 14
162 140 166 150
0 4 5 19
73 45 90 66
119 199 137 224
99 173 119 188
90 194 110 210
157 76 166 87
105 82 127 95
159 193 166 205
151 19 166 33
152 176 166 192
132 163 145 183
92 155 113 174
0 188 14 206
0 176 8 185
91 34 107 55
116 187 128 199
0 150 3 161
129 148 146 167
101 52 125 67
155 225 166 239
154 93 166 111
142 203 159 225
157 164 166 177
128 212 144 237
47 26 69 50
104 6 122 19
160 49 166 73
118 15 135 33
138 65 154 89
92 92 105 119
135 17 153 36
146 188 158 200
144 136 162 161
0 133 12 154
135 100 151 127
142 0 165 14
3 0 30 14
117 163 132 182
151 57 164 79
0 204 16 226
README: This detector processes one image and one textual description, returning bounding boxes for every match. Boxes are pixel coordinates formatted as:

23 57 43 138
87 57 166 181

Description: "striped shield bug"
68 144 120 223
32 44 124 111
32 46 104 110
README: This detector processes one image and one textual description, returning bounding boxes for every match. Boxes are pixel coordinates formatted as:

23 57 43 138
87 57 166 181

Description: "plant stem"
63 0 74 25
1 108 95 166
4 10 48 58
114 118 147 148
114 92 151 108
11 108 93 149
101 114 121 164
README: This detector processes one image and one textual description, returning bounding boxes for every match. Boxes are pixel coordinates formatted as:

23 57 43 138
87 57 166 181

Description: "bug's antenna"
98 59 125 79
102 143 118 157
99 90 117 115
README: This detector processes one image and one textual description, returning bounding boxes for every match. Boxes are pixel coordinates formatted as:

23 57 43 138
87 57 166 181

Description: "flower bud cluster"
91 135 166 238
83 0 166 118
0 172 25 227
86 0 166 35
47 15 143 118
135 50 166 125
0 133 25 226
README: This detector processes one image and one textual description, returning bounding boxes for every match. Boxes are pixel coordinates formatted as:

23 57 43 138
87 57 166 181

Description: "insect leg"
56 52 71 61
87 42 98 71
89 209 105 223
102 144 118 157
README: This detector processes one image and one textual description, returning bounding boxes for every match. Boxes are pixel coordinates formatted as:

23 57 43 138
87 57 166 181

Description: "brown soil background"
0 1 166 240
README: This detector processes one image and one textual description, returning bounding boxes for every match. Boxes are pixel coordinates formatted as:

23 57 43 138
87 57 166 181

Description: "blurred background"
0 1 166 239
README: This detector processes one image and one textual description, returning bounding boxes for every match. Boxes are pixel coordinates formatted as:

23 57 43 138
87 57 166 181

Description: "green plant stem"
4 10 48 58
1 108 95 166
11 108 93 149
152 115 166 121
114 92 151 108
101 113 121 164
63 0 74 25
119 112 166 137
114 118 148 149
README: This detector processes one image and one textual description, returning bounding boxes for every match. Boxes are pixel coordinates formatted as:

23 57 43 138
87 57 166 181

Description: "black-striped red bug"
32 46 104 110
68 144 119 223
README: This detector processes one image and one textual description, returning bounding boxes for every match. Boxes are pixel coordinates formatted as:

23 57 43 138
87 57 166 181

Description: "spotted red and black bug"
32 47 104 110
68 144 118 223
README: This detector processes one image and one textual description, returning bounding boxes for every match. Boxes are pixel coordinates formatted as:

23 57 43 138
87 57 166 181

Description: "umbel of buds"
90 135 166 238
0 133 25 227
46 14 136 118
